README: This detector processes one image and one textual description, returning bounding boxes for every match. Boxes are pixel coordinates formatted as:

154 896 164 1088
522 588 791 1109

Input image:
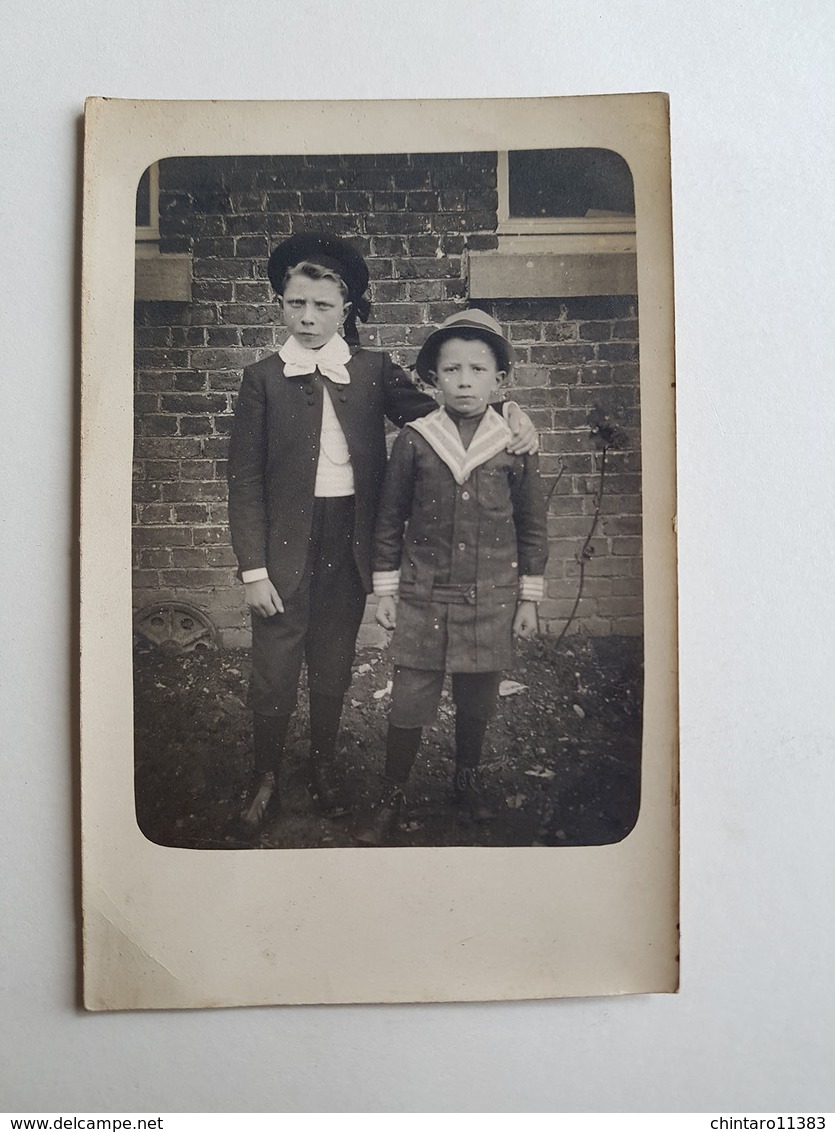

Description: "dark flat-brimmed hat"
267 233 370 309
415 309 514 381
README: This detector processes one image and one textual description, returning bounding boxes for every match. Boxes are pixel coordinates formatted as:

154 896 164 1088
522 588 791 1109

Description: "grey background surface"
2 0 833 1113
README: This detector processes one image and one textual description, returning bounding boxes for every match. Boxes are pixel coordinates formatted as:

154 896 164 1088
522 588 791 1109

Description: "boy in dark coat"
356 309 549 846
227 236 538 838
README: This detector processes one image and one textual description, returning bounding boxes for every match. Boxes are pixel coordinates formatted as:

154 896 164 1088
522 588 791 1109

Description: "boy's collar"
279 333 352 384
444 405 489 426
406 407 511 485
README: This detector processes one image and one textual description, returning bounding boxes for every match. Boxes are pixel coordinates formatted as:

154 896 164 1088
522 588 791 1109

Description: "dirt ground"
133 631 643 851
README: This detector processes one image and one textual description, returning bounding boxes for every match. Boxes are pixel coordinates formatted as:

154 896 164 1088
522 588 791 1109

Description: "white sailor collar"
406 406 512 485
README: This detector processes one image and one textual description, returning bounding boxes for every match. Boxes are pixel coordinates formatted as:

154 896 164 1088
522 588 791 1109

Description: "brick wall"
133 153 642 647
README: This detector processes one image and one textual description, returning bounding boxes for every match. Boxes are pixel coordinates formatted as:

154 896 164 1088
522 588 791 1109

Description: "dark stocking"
308 691 344 765
454 712 488 771
253 712 291 774
383 724 423 785
308 691 350 817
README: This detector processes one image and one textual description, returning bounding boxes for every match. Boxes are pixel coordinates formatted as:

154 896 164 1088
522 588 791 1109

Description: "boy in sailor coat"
227 237 538 838
356 310 548 845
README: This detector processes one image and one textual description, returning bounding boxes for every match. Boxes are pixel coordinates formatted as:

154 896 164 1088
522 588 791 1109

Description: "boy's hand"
376 594 398 630
244 578 285 617
505 403 539 455
513 600 539 639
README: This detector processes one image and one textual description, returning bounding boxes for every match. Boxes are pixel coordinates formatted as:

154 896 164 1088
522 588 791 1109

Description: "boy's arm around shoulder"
372 428 418 595
227 364 270 575
379 351 437 427
503 401 539 454
510 451 549 600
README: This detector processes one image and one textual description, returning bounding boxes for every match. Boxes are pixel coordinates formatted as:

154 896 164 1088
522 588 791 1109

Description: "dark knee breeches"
389 667 501 729
249 497 367 717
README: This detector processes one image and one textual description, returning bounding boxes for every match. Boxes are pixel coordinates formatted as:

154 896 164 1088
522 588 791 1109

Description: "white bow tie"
279 334 351 385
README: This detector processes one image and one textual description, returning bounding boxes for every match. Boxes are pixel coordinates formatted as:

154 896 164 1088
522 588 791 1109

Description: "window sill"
469 237 637 299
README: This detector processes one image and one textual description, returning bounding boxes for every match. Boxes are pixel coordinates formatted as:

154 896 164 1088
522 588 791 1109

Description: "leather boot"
452 766 494 823
353 725 421 846
241 771 281 830
241 713 289 832
354 780 405 847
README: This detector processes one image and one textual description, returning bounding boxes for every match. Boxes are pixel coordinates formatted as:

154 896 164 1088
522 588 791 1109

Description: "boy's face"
432 337 505 417
281 274 350 349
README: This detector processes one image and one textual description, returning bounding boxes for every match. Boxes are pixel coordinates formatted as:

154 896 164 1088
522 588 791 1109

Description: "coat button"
461 491 470 500
458 542 466 551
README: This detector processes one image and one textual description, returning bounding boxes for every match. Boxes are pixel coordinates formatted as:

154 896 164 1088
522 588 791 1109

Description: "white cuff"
519 575 545 602
373 570 400 597
242 567 269 584
501 400 517 420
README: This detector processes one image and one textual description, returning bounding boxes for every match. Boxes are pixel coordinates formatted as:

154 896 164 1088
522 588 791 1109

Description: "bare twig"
543 457 566 511
549 446 609 649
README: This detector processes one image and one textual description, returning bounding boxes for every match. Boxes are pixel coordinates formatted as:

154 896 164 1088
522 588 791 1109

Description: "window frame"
135 163 161 254
469 150 638 299
495 150 636 242
134 161 192 302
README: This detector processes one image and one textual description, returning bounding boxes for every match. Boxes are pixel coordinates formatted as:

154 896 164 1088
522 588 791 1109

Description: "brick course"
134 153 642 647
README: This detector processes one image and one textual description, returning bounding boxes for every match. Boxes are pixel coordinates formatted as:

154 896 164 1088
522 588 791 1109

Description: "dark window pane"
508 148 634 218
136 167 151 227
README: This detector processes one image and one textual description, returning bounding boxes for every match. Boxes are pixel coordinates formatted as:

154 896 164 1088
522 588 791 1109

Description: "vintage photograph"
81 96 676 1009
131 147 644 852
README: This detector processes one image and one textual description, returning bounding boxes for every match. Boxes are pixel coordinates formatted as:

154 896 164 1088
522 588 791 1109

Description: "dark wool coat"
227 346 437 599
373 427 548 672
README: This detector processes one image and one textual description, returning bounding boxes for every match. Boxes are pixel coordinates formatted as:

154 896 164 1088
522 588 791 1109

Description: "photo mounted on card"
81 95 678 1009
